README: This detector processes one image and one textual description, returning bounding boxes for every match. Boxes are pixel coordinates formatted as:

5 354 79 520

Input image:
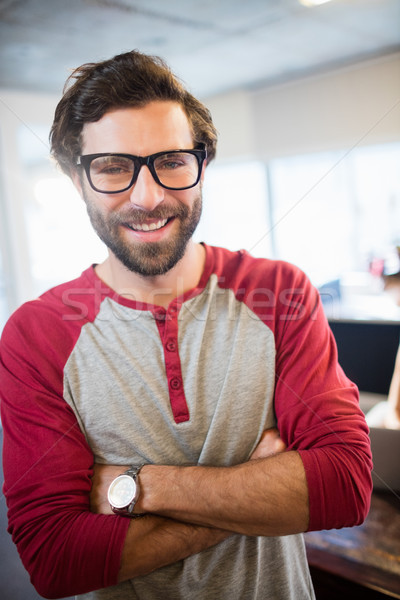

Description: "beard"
83 188 203 277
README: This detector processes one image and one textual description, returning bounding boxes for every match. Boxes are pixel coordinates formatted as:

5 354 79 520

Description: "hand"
90 464 128 514
250 428 286 460
384 404 400 429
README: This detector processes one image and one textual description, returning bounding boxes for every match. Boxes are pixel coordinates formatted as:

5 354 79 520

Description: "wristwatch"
107 464 146 517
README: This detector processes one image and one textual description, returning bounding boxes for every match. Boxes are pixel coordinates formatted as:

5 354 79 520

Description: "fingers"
250 428 287 461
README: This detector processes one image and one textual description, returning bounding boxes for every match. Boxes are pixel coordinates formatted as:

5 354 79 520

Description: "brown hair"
49 50 217 175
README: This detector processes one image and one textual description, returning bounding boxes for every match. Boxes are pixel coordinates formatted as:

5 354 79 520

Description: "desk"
305 492 400 599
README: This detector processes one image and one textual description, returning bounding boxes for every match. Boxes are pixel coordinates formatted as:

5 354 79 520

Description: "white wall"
207 52 400 163
204 90 256 162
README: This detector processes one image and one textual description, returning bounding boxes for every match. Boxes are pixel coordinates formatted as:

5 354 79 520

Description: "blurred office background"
0 0 399 331
0 0 399 598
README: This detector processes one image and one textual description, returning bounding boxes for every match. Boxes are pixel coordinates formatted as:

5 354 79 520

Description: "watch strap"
125 463 146 517
124 464 145 478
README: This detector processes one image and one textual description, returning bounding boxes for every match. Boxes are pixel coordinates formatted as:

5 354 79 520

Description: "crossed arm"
89 430 308 582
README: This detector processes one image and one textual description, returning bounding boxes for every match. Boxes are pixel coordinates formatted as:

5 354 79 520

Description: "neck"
95 240 206 308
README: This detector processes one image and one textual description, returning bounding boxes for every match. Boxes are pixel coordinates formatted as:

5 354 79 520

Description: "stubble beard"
83 189 203 277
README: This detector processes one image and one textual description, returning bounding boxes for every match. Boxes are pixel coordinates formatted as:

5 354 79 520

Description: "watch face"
108 474 137 509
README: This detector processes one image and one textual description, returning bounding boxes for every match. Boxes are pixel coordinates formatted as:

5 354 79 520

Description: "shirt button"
166 339 177 352
154 309 166 321
168 304 180 316
170 377 182 390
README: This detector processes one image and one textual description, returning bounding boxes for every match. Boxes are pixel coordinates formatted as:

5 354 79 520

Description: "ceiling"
0 0 399 99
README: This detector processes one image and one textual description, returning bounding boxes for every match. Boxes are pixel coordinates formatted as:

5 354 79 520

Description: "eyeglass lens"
89 151 200 192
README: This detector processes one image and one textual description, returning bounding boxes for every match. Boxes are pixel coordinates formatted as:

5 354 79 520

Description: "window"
197 161 272 258
27 175 107 297
269 150 356 285
17 124 107 299
269 143 400 284
268 143 400 319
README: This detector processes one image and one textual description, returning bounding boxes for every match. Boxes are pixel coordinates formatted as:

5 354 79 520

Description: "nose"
129 165 165 211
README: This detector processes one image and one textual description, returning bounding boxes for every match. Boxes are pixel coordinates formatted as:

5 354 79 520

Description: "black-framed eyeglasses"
76 145 207 193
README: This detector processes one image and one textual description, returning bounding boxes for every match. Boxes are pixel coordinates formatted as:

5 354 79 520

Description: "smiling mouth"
126 218 170 232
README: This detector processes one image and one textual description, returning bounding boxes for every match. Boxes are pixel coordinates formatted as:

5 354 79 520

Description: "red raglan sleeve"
0 299 130 599
271 263 373 531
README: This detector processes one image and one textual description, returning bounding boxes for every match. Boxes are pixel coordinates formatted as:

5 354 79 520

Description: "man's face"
74 101 205 277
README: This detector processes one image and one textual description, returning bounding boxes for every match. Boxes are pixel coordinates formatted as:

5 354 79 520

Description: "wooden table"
305 492 400 599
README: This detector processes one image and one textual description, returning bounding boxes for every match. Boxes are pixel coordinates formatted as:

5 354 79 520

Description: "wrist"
108 463 147 517
137 464 180 514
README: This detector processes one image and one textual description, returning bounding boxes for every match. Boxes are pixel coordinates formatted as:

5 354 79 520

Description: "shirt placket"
153 303 190 424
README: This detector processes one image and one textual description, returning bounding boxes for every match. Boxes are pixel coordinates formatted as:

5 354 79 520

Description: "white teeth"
131 218 168 232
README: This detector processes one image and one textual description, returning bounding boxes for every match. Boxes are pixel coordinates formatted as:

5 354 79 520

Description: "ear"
70 168 84 197
200 159 207 183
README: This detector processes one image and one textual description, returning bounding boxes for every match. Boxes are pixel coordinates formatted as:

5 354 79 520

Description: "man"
0 50 372 599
